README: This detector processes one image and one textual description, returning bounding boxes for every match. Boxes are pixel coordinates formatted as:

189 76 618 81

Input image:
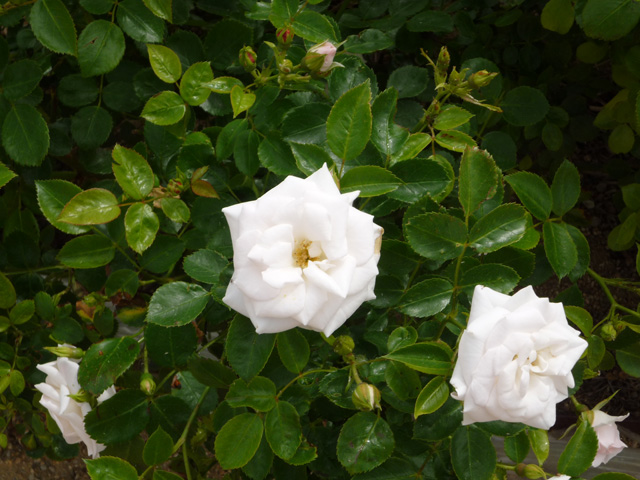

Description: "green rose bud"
44 345 85 359
333 335 355 356
352 383 381 411
467 70 499 89
140 372 156 396
515 464 545 479
600 323 617 341
276 26 294 47
239 46 257 72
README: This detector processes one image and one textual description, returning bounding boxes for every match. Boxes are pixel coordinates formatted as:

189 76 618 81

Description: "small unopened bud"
333 335 355 356
522 464 545 479
167 178 184 196
140 373 156 396
276 26 294 47
239 46 257 72
302 40 337 73
601 323 617 342
352 383 381 411
435 47 450 84
278 59 293 74
68 389 92 404
467 70 499 89
44 345 84 359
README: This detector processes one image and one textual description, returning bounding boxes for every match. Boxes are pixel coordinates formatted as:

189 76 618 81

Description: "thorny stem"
588 268 640 326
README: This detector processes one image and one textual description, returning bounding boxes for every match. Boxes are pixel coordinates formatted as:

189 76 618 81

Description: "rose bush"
590 410 629 467
34 356 116 458
451 285 588 429
222 165 382 336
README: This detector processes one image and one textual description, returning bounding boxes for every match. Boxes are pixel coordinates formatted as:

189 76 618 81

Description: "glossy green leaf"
567 224 590 281
451 426 496 480
460 264 520 295
344 29 393 54
543 221 578 278
506 171 552 220
282 103 331 145
616 345 640 377
414 376 449 417
2 104 49 167
399 278 454 318
143 427 174 466
117 0 165 44
405 213 466 261
414 397 463 441
78 21 125 77
341 166 402 197
143 0 172 21
227 376 277 412
327 81 372 161
242 435 273 480
85 390 150 443
551 160 580 216
337 412 394 474
146 282 209 327
558 421 598 476
226 316 276 381
2 59 43 100
385 361 421 400
469 204 528 253
161 198 190 223
504 431 531 463
35 180 90 234
542 122 563 151
390 133 432 165
141 91 186 125
387 65 429 99
387 326 418 352
57 235 115 268
58 74 99 107
433 105 474 130
582 0 640 41
230 85 256 118
292 10 338 43
258 133 298 176
371 88 409 158
481 131 517 171
147 44 182 83
541 0 574 34
269 0 297 27
207 76 243 94
79 337 140 395
125 203 159 253
290 143 335 176
0 273 16 309
389 158 452 203
71 106 113 149
592 474 639 480
146 323 196 368
384 342 452 375
265 401 302 460
179 62 213 106
458 147 499 219
30 0 77 55
234 129 261 177
434 130 476 152
112 144 154 200
277 329 310 374
9 300 34 325
0 162 16 189
215 413 263 469
501 86 550 127
58 188 120 225
407 10 454 32
86 456 139 480
140 235 185 273
183 249 227 284
187 356 237 388
105 269 139 297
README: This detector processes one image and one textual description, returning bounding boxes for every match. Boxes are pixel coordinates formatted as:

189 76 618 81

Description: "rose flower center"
293 239 325 268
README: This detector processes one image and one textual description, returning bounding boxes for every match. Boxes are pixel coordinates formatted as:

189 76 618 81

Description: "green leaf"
258 133 298 176
112 144 154 200
125 203 159 253
451 426 496 480
207 76 243 94
582 0 640 41
567 224 590 281
85 456 139 480
542 122 563 151
481 131 517 171
290 143 335 176
179 62 213 106
230 85 256 118
588 335 606 369
35 180 90 234
501 86 550 127
146 323 196 368
541 0 575 34
592 475 639 480
340 166 402 197
564 306 593 337
243 436 274 479
58 74 99 107
282 103 331 145
327 81 372 161
161 198 190 223
78 21 125 77
30 0 77 55
2 104 49 166
226 316 276 381
414 397 463 441
0 162 16 189
143 427 174 466
469 204 528 253
9 370 25 396
616 345 640 377
414 376 449 417
551 160 580 216
215 413 263 469
187 356 237 388
387 65 429 99
433 105 474 130
78 337 140 395
504 431 531 463
71 106 113 149
505 172 552 220
141 91 186 125
140 235 185 273
543 221 578 278
385 361 421 400
234 129 261 177
146 282 209 327
269 0 297 28
390 133 432 165
459 264 520 295
389 158 453 203
398 278 454 318
147 44 182 83
2 59 43 101
405 213 466 261
0 273 16 309
265 401 302 460
384 342 452 375
153 471 183 480
558 421 598 476
608 213 637 251
57 235 115 268
172 371 218 415
10 300 35 325
227 376 277 412
434 130 476 152
292 10 338 43
458 147 499 219
387 326 418 352
371 88 410 158
58 188 120 225
528 429 550 465
105 269 139 297
85 390 150 444
143 0 172 21
117 0 165 44
406 10 454 32
344 29 393 54
337 412 394 474
277 329 310 374
183 249 227 284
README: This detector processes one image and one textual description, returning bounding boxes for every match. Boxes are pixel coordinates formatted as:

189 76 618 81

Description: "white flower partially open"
591 410 629 467
35 356 115 458
223 165 382 336
309 41 337 72
450 285 587 429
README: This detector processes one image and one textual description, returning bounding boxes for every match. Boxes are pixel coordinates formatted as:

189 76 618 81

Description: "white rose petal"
450 285 587 429
591 410 629 467
222 164 382 336
35 356 115 458
549 476 571 480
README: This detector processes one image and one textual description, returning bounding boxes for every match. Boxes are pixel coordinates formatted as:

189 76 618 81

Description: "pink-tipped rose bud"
302 40 337 73
239 46 257 72
590 410 629 467
276 26 294 47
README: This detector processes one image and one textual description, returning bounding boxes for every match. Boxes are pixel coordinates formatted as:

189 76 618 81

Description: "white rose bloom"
450 285 587 429
222 164 382 336
35 356 116 458
591 410 629 467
